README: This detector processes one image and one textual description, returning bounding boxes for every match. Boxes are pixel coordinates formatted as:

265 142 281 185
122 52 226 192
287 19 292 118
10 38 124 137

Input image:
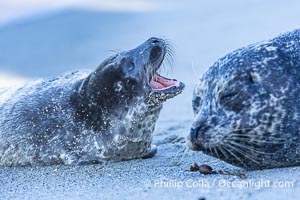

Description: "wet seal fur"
188 29 300 170
0 38 184 166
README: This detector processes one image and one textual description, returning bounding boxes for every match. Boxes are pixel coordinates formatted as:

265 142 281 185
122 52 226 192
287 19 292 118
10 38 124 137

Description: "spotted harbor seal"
0 37 184 166
188 29 300 170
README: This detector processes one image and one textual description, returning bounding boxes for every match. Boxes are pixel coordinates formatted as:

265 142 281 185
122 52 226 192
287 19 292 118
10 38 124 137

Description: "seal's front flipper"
142 145 157 159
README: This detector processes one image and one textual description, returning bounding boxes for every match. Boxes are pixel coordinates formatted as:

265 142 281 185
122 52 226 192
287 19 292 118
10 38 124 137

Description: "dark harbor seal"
0 37 184 166
188 29 300 170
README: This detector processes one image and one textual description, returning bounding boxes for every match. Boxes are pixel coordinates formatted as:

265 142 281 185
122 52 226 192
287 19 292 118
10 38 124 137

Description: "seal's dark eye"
248 72 259 84
128 61 135 71
249 74 255 84
131 84 136 92
220 92 238 102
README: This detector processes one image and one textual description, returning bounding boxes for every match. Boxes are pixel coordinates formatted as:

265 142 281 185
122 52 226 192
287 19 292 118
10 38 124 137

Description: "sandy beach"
0 0 300 199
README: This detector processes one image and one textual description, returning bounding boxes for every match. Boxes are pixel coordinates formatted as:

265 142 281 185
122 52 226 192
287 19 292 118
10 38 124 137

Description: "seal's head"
72 37 184 161
75 37 184 113
188 35 300 169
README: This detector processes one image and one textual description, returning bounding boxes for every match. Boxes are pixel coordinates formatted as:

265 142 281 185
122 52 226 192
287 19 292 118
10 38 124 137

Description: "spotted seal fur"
188 29 300 170
0 37 185 166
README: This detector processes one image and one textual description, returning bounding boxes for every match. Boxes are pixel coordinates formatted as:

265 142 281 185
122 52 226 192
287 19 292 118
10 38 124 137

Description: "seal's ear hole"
125 78 138 92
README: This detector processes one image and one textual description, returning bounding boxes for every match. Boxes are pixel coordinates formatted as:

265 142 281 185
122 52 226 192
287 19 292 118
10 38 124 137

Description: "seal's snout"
149 37 164 46
187 128 202 151
188 117 222 151
133 37 185 106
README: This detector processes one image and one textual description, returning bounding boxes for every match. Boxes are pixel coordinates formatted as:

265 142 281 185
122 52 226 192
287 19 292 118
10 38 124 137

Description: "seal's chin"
146 73 185 106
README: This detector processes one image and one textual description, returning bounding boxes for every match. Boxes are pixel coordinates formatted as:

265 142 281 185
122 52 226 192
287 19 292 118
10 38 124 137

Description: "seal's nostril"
189 129 202 151
190 128 198 139
151 39 160 45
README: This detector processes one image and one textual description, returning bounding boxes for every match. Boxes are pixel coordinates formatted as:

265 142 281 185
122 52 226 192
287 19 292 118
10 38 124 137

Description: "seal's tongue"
150 74 180 90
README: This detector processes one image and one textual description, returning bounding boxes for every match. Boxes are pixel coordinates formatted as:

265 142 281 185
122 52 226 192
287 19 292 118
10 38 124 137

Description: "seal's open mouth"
145 37 185 106
150 73 180 91
147 71 185 106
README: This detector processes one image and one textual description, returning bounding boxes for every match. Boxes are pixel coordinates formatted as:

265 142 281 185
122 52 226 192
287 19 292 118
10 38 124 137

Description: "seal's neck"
70 78 161 132
70 78 109 130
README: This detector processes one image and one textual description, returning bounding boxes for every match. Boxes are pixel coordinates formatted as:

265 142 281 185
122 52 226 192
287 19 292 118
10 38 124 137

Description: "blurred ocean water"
1 0 300 79
1 0 300 126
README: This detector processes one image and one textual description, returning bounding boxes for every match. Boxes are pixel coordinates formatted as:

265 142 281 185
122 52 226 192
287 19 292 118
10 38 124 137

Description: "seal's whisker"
162 45 175 75
160 61 172 76
229 136 285 144
225 143 260 165
217 145 230 159
165 43 175 59
165 40 175 53
167 51 175 66
230 129 286 143
222 145 248 168
164 53 173 68
229 132 285 140
167 53 175 68
108 49 122 53
236 148 261 164
212 147 221 160
229 133 286 143
147 62 156 80
227 139 275 155
166 47 175 61
208 146 213 157
175 145 190 165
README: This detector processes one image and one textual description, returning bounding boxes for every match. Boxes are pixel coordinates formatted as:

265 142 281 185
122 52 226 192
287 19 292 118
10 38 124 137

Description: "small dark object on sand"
190 162 200 171
199 164 216 175
189 162 246 179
